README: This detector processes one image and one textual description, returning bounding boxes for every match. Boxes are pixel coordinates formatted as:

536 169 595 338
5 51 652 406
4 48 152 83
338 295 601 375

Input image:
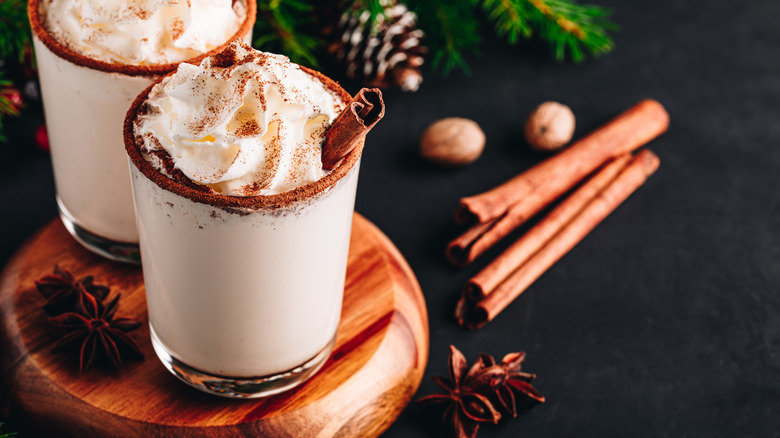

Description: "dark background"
2 0 779 436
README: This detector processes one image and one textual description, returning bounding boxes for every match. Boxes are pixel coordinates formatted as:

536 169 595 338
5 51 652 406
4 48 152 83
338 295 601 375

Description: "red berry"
1 87 23 113
8 90 23 108
35 124 49 152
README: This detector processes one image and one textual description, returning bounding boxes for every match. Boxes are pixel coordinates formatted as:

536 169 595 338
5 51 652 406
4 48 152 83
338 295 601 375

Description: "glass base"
57 197 140 264
150 325 335 399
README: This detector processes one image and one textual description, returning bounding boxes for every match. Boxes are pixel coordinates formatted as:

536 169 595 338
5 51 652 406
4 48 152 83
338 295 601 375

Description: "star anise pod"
416 345 502 438
49 291 143 373
478 351 546 418
35 264 110 315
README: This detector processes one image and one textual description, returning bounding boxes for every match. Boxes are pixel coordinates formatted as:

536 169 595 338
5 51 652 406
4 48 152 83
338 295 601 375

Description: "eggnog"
28 0 255 262
125 41 373 397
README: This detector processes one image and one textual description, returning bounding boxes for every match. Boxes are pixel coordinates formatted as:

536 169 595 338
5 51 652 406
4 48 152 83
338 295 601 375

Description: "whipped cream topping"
40 0 246 65
134 40 346 197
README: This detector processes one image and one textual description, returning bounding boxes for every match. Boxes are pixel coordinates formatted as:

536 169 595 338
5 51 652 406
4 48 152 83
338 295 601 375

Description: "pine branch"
254 0 321 67
527 0 616 61
475 0 532 44
411 0 481 75
0 0 31 62
0 422 18 438
0 75 20 143
531 0 615 61
0 80 19 117
0 119 6 143
476 0 615 62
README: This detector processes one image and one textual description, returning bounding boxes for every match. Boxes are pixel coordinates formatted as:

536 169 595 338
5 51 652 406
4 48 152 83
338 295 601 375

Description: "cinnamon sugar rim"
27 0 257 77
123 65 364 209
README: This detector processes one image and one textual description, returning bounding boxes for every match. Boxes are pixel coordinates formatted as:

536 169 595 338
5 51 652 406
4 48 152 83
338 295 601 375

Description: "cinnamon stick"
445 153 630 268
455 99 669 225
445 217 498 267
463 153 634 301
456 149 660 330
321 88 385 170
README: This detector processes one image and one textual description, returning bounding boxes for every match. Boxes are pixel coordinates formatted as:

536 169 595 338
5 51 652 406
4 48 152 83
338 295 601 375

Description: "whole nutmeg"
420 117 485 166
524 101 576 152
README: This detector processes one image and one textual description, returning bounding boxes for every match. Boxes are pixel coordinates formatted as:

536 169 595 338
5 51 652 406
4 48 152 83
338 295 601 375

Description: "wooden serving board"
0 213 428 437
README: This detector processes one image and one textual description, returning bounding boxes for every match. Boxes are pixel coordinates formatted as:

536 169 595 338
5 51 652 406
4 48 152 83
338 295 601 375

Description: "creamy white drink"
28 0 255 262
125 41 367 397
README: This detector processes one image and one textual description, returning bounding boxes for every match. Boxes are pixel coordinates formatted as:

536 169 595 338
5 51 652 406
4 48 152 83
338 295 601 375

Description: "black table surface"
2 0 779 436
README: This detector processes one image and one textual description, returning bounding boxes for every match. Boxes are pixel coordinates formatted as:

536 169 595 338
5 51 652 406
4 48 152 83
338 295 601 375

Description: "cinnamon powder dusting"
169 18 184 41
118 4 153 21
235 119 261 137
210 43 241 68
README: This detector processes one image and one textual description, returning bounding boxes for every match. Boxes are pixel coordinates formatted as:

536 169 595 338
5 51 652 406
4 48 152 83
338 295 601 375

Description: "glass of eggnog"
28 0 256 262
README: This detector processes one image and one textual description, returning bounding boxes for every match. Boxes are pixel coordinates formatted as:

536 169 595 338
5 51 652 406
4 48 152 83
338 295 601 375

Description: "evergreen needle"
0 0 31 62
526 0 617 62
412 1 481 75
475 0 616 62
254 0 321 67
0 422 18 438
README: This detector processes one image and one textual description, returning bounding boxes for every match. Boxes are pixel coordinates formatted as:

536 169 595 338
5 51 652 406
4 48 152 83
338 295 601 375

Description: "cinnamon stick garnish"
322 88 385 170
455 100 669 225
456 149 660 330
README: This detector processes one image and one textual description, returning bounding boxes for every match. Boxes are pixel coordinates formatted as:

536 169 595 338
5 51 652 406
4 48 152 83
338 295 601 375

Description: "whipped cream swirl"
40 0 246 65
134 40 345 196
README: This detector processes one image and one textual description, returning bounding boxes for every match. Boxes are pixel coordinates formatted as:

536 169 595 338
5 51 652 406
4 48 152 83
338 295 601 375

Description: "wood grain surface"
0 213 428 437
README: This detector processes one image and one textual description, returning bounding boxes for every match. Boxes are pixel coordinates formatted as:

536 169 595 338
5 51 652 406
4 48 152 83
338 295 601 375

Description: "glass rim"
123 64 364 210
27 0 257 77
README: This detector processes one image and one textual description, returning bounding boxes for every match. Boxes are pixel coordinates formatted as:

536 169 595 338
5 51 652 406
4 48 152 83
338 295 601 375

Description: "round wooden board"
0 213 428 437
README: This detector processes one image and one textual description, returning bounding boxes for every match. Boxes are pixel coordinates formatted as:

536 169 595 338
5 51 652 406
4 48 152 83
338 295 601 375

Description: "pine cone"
325 1 426 92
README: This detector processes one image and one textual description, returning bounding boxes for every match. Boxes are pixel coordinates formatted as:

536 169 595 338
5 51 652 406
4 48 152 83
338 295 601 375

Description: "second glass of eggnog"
28 0 256 262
